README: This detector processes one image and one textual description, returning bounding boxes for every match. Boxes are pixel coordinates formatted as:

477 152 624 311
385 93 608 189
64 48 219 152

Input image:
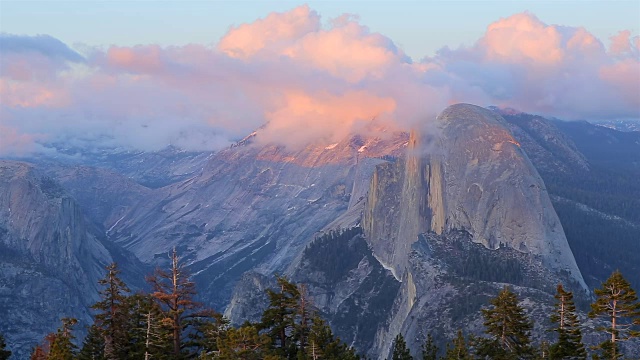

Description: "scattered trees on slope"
391 334 412 360
26 254 640 360
28 253 358 360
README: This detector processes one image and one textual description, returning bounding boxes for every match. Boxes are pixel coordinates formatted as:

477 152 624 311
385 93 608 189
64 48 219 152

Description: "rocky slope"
360 104 588 357
108 131 409 308
501 113 640 290
225 104 591 358
5 102 639 357
40 165 152 230
0 161 145 358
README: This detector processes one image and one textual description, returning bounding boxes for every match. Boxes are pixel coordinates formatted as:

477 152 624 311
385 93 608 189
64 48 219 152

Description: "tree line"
17 249 358 360
390 271 640 360
1 254 638 360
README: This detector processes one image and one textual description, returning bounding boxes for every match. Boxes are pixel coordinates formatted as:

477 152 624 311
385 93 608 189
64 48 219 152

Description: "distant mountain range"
1 104 639 358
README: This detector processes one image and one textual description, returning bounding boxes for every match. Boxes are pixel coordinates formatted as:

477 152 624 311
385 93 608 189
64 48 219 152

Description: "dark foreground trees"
475 286 534 359
0 333 11 360
391 334 412 360
549 284 586 359
258 275 359 359
589 271 640 359
29 255 358 360
27 258 640 360
146 248 217 358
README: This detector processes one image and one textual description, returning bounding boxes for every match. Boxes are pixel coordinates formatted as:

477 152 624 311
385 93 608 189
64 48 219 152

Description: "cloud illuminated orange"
0 8 638 156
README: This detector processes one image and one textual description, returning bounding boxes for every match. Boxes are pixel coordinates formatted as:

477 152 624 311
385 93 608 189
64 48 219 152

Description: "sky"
1 1 639 155
3 1 640 60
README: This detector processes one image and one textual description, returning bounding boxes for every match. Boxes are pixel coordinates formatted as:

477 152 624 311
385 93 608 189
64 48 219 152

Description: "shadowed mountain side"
500 111 640 290
0 161 147 359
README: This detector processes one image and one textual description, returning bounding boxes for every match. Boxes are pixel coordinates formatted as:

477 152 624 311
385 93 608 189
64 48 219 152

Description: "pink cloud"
0 123 43 156
260 90 396 147
600 59 640 108
0 79 70 108
104 45 165 74
0 8 638 157
425 12 638 119
282 21 405 82
609 30 633 56
218 5 320 59
482 12 565 65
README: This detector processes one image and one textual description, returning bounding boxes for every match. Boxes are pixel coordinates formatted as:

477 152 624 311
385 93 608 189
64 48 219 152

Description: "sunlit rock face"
364 104 586 289
434 104 584 285
108 129 409 308
224 104 590 359
358 104 588 358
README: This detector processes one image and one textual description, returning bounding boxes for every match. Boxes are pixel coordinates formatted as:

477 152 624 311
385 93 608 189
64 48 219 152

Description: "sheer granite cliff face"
359 104 587 358
0 161 106 358
224 104 590 359
434 104 585 285
0 161 145 359
364 104 586 288
362 132 431 279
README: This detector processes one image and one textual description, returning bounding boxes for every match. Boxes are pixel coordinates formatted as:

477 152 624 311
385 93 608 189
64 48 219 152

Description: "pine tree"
31 333 55 360
48 318 78 360
147 248 212 358
548 284 586 360
125 292 173 360
92 262 131 360
216 325 271 360
306 315 359 360
422 333 438 360
476 286 534 359
391 334 413 360
444 331 472 360
294 284 314 357
260 275 300 357
186 309 229 357
0 333 11 360
77 325 105 360
539 341 550 360
588 271 640 360
30 345 47 360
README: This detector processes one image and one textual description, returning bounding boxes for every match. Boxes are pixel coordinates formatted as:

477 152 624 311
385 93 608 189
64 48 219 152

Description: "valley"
1 105 640 358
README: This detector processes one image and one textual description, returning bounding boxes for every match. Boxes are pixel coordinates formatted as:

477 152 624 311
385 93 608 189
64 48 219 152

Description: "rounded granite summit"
436 103 507 127
432 103 587 290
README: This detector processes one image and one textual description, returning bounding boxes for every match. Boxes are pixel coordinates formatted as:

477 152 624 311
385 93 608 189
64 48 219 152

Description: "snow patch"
358 145 367 153
325 143 338 150
107 215 126 234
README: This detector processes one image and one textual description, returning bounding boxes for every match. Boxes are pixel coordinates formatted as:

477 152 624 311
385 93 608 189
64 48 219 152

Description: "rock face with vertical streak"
357 104 588 358
362 131 430 278
364 104 586 288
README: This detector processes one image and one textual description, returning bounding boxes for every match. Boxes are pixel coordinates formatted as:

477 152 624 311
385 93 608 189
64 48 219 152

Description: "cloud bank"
1 6 638 156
